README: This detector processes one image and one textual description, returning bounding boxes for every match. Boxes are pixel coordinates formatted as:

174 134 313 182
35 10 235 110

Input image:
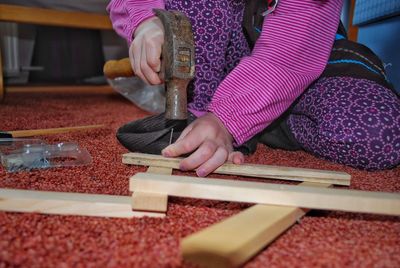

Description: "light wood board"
9 124 104 138
130 173 400 216
130 166 172 213
181 182 329 268
6 85 115 94
123 153 351 186
0 189 164 218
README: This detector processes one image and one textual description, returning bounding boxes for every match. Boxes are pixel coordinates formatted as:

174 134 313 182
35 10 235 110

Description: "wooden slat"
0 189 164 218
0 4 113 30
123 153 351 186
181 182 330 268
130 173 400 216
6 85 115 94
131 192 168 213
9 124 105 138
130 166 172 213
147 166 173 175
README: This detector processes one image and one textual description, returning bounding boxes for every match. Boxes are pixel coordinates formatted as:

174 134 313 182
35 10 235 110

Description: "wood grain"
6 85 114 94
9 124 105 137
181 182 330 268
123 153 351 186
130 172 400 216
0 189 164 218
103 58 134 79
130 166 172 213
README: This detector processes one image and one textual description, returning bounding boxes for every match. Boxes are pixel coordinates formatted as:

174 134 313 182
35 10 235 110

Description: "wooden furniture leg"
0 4 114 99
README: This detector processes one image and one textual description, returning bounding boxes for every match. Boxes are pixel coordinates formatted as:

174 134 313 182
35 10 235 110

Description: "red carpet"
1 89 399 267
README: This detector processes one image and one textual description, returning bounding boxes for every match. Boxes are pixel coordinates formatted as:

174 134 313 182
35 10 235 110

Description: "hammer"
103 9 195 120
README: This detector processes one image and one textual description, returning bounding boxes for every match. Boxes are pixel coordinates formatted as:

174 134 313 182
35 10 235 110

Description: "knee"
320 106 400 170
340 124 399 170
290 78 400 170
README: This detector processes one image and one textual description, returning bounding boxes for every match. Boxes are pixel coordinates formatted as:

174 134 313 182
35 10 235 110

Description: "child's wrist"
133 16 162 39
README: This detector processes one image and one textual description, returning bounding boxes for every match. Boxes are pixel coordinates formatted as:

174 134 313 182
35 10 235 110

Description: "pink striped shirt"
107 0 343 145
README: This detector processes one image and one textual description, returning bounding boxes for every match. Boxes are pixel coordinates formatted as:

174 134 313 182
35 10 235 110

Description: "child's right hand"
129 16 164 85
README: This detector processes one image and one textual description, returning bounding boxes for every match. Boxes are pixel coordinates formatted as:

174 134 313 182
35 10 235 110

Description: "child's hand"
130 16 164 85
162 113 244 177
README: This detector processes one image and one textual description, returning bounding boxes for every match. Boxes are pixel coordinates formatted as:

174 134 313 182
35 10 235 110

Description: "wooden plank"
123 153 351 186
0 4 113 30
9 124 105 138
0 189 164 218
132 192 168 213
181 182 330 268
6 85 115 94
130 173 400 216
130 166 172 213
147 166 173 175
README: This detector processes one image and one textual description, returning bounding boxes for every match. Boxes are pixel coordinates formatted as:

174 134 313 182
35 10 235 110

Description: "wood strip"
6 85 115 94
130 173 400 216
181 182 330 268
130 166 172 213
0 189 164 218
123 153 351 186
147 166 173 175
131 192 168 213
9 124 105 138
0 4 113 30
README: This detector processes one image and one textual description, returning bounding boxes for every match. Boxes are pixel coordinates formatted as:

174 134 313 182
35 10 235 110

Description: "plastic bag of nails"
0 139 92 172
108 76 165 114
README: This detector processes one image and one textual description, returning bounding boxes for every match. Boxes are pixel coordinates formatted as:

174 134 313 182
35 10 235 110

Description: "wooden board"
0 4 113 30
130 166 172 213
123 153 351 186
6 85 115 94
130 173 400 216
181 182 329 268
9 124 105 138
0 189 164 218
147 166 173 175
131 192 168 213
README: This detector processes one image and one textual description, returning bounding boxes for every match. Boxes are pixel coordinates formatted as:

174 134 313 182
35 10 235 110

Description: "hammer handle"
103 58 134 79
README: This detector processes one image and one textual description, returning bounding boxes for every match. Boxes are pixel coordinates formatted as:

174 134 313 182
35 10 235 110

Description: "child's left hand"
162 113 244 177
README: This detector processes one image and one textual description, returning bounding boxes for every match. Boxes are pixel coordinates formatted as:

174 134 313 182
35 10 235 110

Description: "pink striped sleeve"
208 0 344 145
107 0 165 42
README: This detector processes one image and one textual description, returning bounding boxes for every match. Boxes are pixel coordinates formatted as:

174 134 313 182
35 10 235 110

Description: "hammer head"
103 10 195 120
154 9 195 120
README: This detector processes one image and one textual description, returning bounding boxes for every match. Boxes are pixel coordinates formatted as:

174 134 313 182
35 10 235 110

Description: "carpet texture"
0 89 399 267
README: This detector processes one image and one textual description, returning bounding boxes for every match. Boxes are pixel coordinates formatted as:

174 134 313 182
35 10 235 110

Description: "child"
108 0 400 176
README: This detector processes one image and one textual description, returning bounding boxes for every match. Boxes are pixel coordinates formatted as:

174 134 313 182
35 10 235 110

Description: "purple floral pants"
165 0 400 170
